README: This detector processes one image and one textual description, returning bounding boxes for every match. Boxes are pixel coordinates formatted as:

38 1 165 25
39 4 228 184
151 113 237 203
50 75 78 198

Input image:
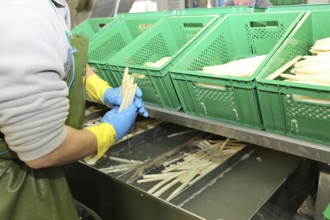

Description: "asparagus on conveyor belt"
137 138 246 201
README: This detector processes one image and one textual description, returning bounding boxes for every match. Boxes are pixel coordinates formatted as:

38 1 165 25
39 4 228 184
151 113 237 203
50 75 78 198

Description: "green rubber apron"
0 34 88 219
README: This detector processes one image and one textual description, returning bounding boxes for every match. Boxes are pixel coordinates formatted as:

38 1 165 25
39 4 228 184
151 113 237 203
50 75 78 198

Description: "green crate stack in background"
270 0 307 5
71 17 114 38
169 11 304 129
266 4 330 12
86 17 162 87
256 10 330 145
105 15 220 110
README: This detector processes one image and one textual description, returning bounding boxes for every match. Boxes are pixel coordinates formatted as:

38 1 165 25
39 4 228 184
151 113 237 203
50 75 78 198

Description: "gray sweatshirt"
0 0 72 161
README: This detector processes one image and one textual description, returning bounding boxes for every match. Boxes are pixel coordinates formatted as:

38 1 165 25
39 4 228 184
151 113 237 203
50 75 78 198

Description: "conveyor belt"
64 118 313 220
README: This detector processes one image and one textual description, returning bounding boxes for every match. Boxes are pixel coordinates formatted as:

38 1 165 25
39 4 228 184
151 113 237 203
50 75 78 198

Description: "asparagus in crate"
137 137 246 201
267 37 330 86
144 57 171 68
201 55 267 77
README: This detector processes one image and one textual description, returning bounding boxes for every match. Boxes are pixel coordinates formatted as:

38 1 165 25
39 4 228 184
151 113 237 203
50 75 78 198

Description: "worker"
226 0 273 7
0 0 148 219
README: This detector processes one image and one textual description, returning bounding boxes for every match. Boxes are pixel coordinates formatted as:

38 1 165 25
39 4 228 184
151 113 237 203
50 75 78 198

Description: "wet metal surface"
180 147 302 220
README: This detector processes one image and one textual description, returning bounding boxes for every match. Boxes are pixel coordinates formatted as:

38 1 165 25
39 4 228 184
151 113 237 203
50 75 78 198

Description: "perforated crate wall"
106 15 220 110
87 18 160 64
170 12 304 128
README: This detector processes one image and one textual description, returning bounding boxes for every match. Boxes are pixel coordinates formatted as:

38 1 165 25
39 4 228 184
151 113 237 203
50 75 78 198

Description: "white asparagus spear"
118 67 137 112
153 173 185 197
266 55 302 80
166 167 201 201
138 172 183 183
147 171 184 194
121 67 129 97
280 73 330 84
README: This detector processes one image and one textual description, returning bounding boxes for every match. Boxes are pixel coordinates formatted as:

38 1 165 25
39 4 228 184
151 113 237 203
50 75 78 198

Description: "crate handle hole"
183 23 204 28
195 82 226 90
249 21 279 28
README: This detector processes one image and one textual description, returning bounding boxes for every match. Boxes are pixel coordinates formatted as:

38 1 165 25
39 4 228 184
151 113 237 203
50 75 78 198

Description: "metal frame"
147 105 330 164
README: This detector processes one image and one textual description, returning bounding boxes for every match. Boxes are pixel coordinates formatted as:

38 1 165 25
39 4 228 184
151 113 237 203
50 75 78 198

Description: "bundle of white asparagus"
266 37 330 87
201 55 267 77
137 138 246 201
144 57 171 68
119 67 137 112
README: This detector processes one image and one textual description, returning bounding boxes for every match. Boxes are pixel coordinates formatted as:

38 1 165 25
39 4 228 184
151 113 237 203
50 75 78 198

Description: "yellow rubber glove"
84 74 111 104
84 123 116 165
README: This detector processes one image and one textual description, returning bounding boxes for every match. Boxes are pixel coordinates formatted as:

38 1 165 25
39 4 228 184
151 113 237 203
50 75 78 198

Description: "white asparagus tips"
137 138 246 201
118 67 137 112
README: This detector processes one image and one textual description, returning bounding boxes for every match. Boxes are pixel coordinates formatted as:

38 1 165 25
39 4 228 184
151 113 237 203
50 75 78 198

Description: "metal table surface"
146 105 330 164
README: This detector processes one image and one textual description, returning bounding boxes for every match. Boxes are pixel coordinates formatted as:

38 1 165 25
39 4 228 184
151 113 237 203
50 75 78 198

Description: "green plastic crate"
169 11 304 129
256 10 330 145
270 0 307 5
267 4 330 12
106 15 220 110
71 18 114 38
325 202 330 220
87 17 162 87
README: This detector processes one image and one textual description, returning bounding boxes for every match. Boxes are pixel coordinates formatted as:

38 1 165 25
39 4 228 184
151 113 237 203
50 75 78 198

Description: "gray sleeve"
118 0 136 13
255 0 273 7
0 1 71 161
225 0 235 6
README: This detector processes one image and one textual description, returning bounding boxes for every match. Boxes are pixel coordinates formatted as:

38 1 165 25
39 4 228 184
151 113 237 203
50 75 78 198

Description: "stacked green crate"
106 15 220 110
87 17 162 87
267 4 330 12
256 10 330 145
169 11 304 129
270 0 307 5
71 18 114 38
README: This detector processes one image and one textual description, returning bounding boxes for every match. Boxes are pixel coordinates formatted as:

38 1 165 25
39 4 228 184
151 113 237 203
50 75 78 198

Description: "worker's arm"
26 101 138 169
0 3 143 169
25 126 97 169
